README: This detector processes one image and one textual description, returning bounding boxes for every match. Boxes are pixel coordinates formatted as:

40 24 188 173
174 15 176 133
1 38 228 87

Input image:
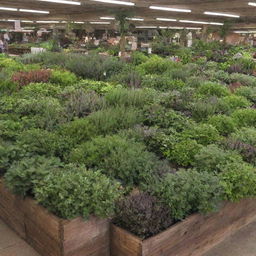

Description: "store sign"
14 20 21 31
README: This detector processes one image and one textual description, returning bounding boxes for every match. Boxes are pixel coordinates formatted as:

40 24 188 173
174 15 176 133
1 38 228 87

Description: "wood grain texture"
111 199 256 256
0 180 110 256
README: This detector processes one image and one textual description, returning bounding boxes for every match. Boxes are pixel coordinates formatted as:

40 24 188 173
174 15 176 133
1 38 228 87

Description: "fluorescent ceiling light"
100 17 115 20
179 20 223 26
248 2 256 6
37 0 81 5
20 9 49 14
149 6 191 13
180 20 208 24
156 18 177 22
186 27 202 30
204 11 240 18
7 19 17 22
91 0 134 6
126 17 144 21
36 20 59 23
74 21 84 23
136 26 157 29
210 22 223 26
22 20 34 23
234 30 256 33
0 7 18 11
90 21 110 24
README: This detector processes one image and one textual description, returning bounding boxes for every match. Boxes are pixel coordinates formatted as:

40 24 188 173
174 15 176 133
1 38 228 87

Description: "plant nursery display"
1 41 256 256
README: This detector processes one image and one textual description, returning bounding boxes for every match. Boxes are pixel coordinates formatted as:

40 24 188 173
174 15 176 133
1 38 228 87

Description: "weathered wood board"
0 180 110 256
111 199 256 256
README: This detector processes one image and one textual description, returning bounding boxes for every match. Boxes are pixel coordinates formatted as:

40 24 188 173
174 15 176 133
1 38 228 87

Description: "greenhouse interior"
1 0 256 256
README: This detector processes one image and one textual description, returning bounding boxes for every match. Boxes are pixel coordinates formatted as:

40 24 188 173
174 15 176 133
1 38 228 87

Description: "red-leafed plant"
12 69 51 87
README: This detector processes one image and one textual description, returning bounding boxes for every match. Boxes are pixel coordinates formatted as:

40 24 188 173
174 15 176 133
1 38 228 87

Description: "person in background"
0 36 4 53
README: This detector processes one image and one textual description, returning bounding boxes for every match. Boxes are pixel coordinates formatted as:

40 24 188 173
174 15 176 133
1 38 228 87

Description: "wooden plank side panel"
24 197 61 242
63 217 110 256
25 217 62 256
111 225 142 256
0 181 26 238
142 199 256 256
67 233 109 256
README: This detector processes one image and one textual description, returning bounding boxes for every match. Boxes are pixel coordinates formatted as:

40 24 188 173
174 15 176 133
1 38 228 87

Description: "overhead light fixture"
126 17 144 21
186 27 202 30
100 17 115 20
234 30 256 33
180 20 209 24
90 21 111 24
0 7 18 11
136 26 157 29
20 9 50 14
210 22 223 26
149 6 191 13
37 0 81 5
36 20 59 23
204 11 240 18
7 19 17 22
248 2 256 6
91 0 135 6
22 20 34 23
74 21 84 24
156 18 177 22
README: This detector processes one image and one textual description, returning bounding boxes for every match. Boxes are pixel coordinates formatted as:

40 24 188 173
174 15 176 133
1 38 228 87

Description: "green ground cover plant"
1 45 256 238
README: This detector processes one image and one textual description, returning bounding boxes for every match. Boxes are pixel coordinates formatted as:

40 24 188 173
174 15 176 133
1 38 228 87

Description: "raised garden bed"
0 180 110 256
111 199 256 256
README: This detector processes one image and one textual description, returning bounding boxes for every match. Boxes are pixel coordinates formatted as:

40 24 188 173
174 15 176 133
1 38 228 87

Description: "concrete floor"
0 219 256 256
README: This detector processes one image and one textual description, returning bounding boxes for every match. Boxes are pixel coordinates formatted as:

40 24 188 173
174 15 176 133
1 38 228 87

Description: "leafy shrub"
141 75 185 91
4 156 62 196
230 73 256 87
193 144 243 172
232 109 256 127
225 139 256 165
144 105 191 132
87 106 142 135
190 97 220 121
15 96 65 130
197 82 230 98
230 128 256 146
235 86 256 103
207 114 237 135
75 79 119 94
34 166 122 219
220 95 251 112
137 56 181 75
12 69 51 87
220 162 256 201
19 82 62 97
57 118 95 148
50 69 77 86
65 54 125 80
131 51 149 65
0 119 24 140
16 129 59 156
181 123 220 145
165 139 202 167
63 88 102 119
154 170 223 220
69 135 159 186
109 68 142 88
114 192 173 239
0 141 28 173
0 57 24 71
104 88 155 108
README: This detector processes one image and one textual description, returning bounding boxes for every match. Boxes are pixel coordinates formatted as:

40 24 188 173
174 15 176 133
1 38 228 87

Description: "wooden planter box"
111 199 256 256
0 180 110 256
